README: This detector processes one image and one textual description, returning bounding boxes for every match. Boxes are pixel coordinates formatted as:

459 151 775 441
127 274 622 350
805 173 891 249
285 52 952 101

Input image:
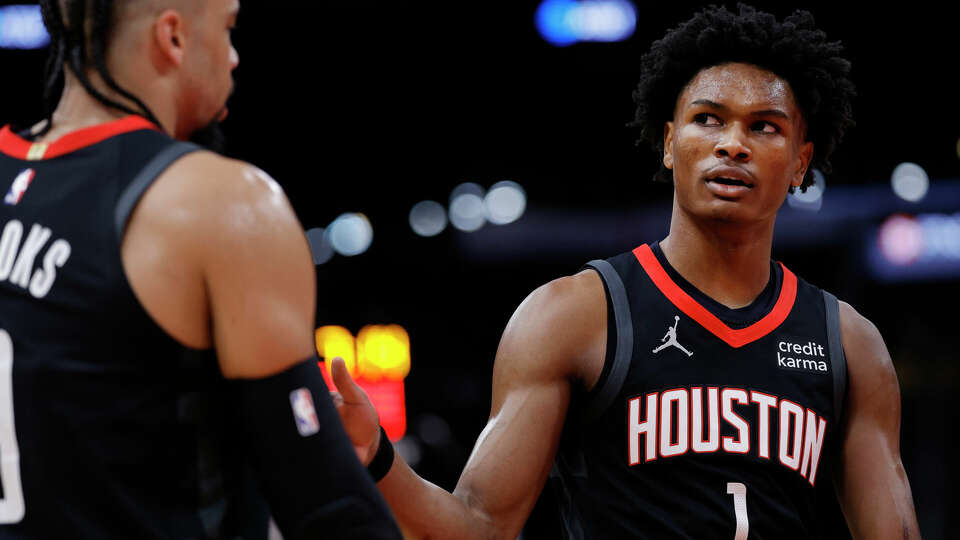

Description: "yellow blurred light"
357 325 411 382
315 325 357 376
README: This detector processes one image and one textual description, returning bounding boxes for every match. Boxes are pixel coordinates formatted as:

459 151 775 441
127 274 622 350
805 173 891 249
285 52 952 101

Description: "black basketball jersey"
551 243 847 539
0 117 267 538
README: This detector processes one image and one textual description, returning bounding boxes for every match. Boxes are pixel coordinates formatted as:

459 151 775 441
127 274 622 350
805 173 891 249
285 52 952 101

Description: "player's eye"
752 121 779 134
693 113 721 126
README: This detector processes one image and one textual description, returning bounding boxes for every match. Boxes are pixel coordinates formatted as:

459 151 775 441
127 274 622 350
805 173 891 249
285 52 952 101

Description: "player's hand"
330 356 381 465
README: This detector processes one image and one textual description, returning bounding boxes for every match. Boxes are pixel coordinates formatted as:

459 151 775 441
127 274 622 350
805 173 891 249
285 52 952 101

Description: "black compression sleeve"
228 358 402 540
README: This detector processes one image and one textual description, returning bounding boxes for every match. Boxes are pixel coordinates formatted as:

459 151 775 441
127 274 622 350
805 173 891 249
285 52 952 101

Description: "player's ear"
663 122 675 170
793 141 813 188
153 10 187 66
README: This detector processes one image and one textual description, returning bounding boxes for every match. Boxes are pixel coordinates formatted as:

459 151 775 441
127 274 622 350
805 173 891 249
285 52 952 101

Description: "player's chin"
694 197 765 223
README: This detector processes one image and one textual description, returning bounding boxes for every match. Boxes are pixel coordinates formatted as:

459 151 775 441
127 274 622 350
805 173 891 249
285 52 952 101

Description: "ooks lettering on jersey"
627 386 828 486
0 219 71 299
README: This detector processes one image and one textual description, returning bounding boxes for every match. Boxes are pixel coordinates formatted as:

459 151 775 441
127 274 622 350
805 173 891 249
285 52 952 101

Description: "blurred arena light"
891 162 929 202
878 214 924 266
409 200 447 237
314 326 358 375
449 182 487 232
484 181 527 225
786 169 825 212
305 227 335 265
394 437 422 468
328 213 373 256
869 212 960 282
316 325 411 441
417 414 453 447
0 5 49 49
535 0 637 47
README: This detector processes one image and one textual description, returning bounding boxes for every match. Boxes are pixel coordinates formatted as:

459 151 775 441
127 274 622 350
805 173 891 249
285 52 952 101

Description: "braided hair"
38 0 165 135
630 4 856 191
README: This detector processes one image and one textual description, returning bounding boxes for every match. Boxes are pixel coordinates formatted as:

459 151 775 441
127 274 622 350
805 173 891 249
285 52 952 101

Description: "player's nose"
714 125 751 162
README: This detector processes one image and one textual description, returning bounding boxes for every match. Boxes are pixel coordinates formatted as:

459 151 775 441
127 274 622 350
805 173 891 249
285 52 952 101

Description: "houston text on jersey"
627 386 828 486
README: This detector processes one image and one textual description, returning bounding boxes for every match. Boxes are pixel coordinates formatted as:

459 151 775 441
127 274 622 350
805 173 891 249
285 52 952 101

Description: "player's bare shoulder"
155 152 298 236
837 301 895 377
837 300 901 411
497 269 607 389
121 151 313 358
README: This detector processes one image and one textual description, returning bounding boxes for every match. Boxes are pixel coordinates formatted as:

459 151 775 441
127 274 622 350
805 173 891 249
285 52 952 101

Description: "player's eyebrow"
690 99 789 119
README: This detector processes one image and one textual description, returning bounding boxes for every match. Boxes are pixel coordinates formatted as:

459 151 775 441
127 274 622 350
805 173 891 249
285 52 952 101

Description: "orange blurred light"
357 324 411 382
316 324 410 441
315 326 357 376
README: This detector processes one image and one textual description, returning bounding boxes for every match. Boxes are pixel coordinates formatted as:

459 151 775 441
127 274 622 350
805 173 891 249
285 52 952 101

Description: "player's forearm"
377 453 498 540
841 460 921 540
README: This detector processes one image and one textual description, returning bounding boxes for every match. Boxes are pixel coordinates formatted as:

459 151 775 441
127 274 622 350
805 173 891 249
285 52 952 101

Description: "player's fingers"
330 356 364 401
330 391 344 409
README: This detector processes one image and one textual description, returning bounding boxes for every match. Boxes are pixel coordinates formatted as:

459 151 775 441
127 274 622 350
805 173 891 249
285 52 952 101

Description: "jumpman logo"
652 315 694 357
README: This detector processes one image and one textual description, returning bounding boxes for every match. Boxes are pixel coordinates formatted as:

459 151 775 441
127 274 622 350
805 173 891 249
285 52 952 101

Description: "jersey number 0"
0 329 25 524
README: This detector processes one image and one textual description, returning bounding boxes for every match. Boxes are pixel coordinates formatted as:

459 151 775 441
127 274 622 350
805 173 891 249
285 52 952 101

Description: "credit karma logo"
535 0 636 47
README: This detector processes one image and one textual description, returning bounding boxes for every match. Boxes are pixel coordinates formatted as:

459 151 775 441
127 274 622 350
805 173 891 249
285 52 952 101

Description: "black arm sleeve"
228 358 402 540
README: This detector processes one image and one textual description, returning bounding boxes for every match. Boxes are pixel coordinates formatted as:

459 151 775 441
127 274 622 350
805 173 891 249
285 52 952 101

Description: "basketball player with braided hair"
0 1 400 538
333 5 921 538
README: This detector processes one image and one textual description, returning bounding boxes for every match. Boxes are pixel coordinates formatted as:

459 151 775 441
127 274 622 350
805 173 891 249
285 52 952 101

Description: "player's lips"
703 166 755 197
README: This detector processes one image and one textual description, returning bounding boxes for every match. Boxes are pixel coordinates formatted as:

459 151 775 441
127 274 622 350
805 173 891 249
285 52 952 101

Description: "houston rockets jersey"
0 117 268 538
551 243 848 539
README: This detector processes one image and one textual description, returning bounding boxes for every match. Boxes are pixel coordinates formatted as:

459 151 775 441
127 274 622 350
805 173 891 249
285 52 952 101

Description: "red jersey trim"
0 115 159 161
633 244 797 348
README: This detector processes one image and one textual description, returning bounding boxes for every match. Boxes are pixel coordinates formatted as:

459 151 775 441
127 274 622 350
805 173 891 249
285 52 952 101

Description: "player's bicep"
200 164 317 378
835 303 920 538
453 275 603 538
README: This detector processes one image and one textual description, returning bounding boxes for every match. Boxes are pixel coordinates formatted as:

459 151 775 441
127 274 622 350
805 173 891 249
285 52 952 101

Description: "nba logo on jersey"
4 168 35 206
289 388 321 437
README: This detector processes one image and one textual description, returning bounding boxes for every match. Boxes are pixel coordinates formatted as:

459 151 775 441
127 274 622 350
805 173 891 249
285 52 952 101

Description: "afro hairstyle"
630 4 856 191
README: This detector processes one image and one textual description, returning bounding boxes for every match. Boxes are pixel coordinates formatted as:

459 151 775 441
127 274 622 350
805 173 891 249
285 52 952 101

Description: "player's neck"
660 211 775 310
34 71 177 142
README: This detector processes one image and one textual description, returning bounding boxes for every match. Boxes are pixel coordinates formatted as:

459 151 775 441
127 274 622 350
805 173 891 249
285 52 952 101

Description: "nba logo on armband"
4 169 35 206
289 388 320 437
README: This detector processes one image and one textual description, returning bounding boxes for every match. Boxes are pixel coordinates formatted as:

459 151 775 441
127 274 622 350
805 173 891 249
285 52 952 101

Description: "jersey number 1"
0 330 25 523
727 482 749 540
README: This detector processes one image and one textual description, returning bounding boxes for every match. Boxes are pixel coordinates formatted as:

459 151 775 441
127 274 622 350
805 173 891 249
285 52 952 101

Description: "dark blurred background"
2 1 957 537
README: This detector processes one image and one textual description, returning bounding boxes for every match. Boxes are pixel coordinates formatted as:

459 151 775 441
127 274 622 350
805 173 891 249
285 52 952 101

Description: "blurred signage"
0 5 49 49
316 324 410 441
867 213 960 282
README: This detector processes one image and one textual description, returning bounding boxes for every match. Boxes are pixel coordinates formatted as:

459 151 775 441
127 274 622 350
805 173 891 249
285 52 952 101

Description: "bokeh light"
535 0 637 47
409 200 448 237
891 162 929 203
878 214 924 266
0 5 49 49
328 213 374 256
305 227 334 265
418 414 453 447
786 169 825 212
449 183 487 232
484 181 527 225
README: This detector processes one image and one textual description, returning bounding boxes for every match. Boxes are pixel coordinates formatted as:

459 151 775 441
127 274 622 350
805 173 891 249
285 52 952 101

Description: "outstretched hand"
329 357 381 465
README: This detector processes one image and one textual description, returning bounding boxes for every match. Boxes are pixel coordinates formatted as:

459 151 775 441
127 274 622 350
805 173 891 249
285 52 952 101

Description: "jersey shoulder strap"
580 258 634 423
822 290 848 424
114 141 203 242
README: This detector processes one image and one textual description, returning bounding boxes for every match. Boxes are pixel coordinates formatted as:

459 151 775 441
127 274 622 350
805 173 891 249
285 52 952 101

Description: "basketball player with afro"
333 5 922 538
0 1 400 538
